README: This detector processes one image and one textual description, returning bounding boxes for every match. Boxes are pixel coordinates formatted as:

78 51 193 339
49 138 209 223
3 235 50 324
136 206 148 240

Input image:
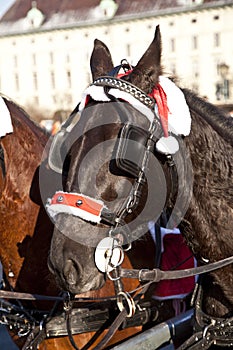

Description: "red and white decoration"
47 191 107 223
79 75 191 138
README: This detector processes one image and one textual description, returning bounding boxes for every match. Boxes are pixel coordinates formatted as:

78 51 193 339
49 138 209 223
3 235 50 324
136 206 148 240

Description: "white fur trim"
80 85 154 123
109 88 154 123
46 191 105 223
148 221 181 253
159 76 191 136
0 96 13 137
152 293 191 301
47 203 102 223
156 135 179 154
79 77 191 136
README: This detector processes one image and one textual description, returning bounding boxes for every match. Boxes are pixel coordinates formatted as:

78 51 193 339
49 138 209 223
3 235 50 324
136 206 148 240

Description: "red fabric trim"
50 192 103 217
149 85 169 137
117 69 133 79
85 95 90 106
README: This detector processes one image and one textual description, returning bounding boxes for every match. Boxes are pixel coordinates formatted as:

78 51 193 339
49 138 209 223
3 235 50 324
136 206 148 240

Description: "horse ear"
90 39 114 81
123 25 162 93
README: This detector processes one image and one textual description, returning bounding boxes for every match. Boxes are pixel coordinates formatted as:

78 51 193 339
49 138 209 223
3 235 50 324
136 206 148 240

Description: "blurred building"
0 0 232 115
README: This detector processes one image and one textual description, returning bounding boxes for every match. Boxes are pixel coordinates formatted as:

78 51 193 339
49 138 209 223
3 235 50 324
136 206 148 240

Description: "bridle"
47 72 179 239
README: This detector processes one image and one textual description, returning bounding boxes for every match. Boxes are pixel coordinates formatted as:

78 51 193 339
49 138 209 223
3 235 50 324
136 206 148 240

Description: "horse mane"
182 88 233 146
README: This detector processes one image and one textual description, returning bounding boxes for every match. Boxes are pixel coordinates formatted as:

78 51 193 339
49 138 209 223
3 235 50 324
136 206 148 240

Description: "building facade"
0 0 232 116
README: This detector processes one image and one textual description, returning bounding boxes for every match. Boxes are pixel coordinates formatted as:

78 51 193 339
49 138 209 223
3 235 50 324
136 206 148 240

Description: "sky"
0 0 15 18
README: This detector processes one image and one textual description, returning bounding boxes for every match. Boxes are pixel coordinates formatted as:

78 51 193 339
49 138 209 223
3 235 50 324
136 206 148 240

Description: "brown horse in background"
0 95 153 350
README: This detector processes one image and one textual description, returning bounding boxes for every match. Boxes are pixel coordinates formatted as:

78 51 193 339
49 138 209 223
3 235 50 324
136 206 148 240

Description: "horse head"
47 26 192 295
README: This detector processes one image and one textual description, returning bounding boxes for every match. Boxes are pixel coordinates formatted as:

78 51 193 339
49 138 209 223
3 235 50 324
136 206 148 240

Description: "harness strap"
176 331 214 350
22 327 46 350
94 308 128 350
0 289 63 301
119 255 233 281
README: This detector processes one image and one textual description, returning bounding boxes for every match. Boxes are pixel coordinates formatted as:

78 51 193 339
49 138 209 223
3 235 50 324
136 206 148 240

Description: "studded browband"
92 76 155 109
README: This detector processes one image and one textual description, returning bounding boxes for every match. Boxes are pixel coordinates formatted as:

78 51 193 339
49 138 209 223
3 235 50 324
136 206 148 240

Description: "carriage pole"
111 309 194 350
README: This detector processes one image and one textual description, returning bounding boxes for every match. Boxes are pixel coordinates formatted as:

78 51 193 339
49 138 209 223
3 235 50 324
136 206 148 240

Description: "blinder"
115 123 157 178
48 110 80 174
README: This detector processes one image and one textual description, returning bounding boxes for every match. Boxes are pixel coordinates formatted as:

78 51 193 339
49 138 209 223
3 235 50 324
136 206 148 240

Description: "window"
170 38 175 52
126 44 131 57
192 36 198 50
51 71 55 89
32 53 36 66
13 55 18 68
66 94 72 104
192 60 199 78
170 62 176 75
14 74 19 91
33 96 39 104
214 33 220 47
66 70 71 89
50 52 54 64
33 72 38 90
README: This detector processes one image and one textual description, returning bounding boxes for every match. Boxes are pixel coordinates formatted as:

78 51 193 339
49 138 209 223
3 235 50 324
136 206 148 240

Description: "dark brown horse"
0 96 144 349
48 26 233 348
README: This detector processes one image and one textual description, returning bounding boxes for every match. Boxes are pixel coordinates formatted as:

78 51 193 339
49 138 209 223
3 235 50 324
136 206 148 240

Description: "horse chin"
48 255 105 294
63 259 105 294
64 274 105 295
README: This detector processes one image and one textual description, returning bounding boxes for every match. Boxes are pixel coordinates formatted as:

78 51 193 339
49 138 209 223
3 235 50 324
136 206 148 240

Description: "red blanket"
149 225 196 300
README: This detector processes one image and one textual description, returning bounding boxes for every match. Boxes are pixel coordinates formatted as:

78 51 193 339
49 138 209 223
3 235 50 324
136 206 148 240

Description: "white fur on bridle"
46 191 106 224
80 76 191 137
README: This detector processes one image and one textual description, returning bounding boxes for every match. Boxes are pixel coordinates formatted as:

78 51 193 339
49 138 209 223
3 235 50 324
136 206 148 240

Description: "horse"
47 25 233 349
0 95 160 349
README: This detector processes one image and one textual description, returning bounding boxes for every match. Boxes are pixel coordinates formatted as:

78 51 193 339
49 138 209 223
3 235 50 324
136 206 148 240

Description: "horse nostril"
63 259 80 286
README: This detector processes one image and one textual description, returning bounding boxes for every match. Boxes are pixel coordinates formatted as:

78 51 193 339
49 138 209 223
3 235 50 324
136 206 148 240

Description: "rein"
1 255 233 349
